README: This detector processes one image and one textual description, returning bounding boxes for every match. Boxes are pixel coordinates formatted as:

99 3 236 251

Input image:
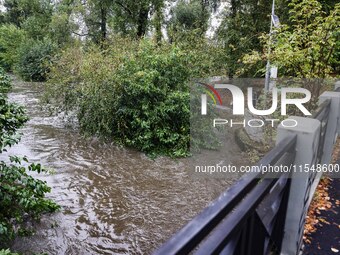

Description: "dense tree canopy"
0 0 337 78
0 0 338 153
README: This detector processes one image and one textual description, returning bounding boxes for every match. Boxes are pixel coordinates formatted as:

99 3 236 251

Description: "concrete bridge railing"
154 83 340 255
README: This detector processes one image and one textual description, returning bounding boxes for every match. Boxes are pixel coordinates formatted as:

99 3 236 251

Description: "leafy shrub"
0 25 25 71
47 38 225 156
167 0 209 41
16 38 56 81
0 68 11 93
0 249 19 255
0 71 59 247
111 43 191 156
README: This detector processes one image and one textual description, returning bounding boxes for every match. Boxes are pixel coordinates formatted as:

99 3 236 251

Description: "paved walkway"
303 167 340 254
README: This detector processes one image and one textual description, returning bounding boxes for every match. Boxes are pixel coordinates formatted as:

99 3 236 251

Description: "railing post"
319 90 340 164
335 80 340 91
334 81 340 134
276 116 321 255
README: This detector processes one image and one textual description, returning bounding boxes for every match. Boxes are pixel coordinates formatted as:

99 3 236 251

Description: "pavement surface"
303 172 340 254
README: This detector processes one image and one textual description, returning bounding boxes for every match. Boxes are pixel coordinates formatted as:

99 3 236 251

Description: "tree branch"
115 1 133 17
72 31 89 37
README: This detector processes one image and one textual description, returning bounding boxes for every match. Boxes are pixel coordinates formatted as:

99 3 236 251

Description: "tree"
244 0 339 77
168 0 208 41
1 0 76 46
16 38 56 81
198 0 220 32
78 0 164 43
152 0 165 44
242 0 339 104
82 0 112 45
2 0 53 39
167 0 221 42
110 0 165 39
0 24 25 71
216 0 272 78
2 0 23 27
48 0 78 46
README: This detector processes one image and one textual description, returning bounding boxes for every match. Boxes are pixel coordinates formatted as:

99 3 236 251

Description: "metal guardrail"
312 99 331 120
311 99 331 164
154 136 297 255
154 85 340 255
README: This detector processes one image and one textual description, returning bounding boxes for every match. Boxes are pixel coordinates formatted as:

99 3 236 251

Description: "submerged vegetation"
46 38 225 156
0 69 59 250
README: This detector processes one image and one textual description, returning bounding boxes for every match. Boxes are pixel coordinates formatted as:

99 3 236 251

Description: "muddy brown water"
3 78 247 255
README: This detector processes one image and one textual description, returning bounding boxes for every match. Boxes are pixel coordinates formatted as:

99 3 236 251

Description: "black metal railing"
154 85 338 255
311 99 331 164
153 136 297 255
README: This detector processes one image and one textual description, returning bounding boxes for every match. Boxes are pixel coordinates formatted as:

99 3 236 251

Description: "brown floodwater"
3 78 247 255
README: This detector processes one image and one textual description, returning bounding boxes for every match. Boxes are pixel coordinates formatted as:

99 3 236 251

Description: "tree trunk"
100 4 107 46
154 4 162 44
199 0 208 35
137 6 149 38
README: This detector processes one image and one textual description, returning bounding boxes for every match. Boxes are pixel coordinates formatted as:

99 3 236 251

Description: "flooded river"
3 78 246 255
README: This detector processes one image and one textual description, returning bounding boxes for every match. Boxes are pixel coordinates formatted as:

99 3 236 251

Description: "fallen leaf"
331 247 339 253
303 177 334 242
319 218 330 224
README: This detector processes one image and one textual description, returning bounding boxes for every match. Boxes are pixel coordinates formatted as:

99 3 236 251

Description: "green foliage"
75 0 165 43
21 14 51 41
167 0 221 42
16 38 56 81
109 0 164 39
0 157 60 243
0 24 25 71
2 0 53 36
0 70 60 247
1 0 73 44
189 83 221 152
2 0 25 27
49 12 77 46
168 0 209 41
0 69 11 93
275 0 339 78
243 0 340 80
46 38 225 157
0 249 19 255
216 0 272 78
112 42 191 156
0 96 27 152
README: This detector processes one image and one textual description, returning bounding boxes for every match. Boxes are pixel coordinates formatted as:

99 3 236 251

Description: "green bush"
0 71 59 247
0 249 19 255
111 42 191 156
16 38 56 81
0 68 11 93
0 25 25 71
47 38 225 157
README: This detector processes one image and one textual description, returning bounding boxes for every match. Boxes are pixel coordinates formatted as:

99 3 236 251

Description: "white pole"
264 0 275 91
